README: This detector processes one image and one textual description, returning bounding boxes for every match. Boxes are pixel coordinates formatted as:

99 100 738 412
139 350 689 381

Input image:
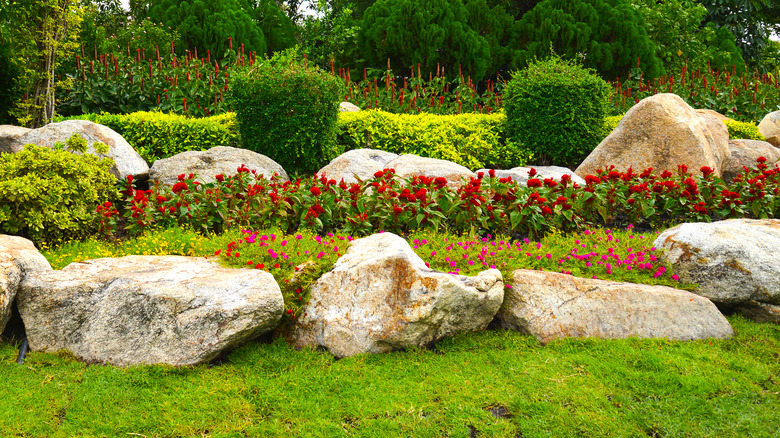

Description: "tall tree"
697 0 780 63
247 0 297 54
359 0 490 80
513 0 663 80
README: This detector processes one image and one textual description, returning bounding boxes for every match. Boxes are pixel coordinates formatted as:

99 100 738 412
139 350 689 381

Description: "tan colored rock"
0 235 52 333
18 255 284 366
149 146 289 186
721 139 780 182
576 94 730 177
0 125 32 153
736 301 780 325
339 102 361 112
497 269 733 344
318 148 398 184
5 120 149 182
288 233 504 357
696 108 731 123
384 154 475 188
476 166 586 186
654 219 780 306
758 110 780 147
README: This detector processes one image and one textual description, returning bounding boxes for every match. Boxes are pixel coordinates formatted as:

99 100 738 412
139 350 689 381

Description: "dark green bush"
231 61 344 174
57 111 240 163
0 143 117 244
504 56 611 167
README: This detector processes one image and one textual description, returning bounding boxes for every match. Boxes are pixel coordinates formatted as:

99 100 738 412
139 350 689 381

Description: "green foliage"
231 60 344 174
504 56 611 167
464 0 517 78
91 19 179 58
148 0 267 57
0 41 19 124
359 0 491 81
0 142 117 244
58 111 240 163
299 0 364 70
336 109 532 169
603 114 624 134
514 0 663 80
724 118 766 140
247 0 297 54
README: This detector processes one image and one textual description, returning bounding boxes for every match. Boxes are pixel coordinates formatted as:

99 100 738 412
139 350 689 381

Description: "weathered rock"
0 235 52 333
736 301 780 324
576 94 730 177
654 219 780 306
288 233 504 357
384 154 475 187
497 269 733 343
18 256 284 366
149 146 289 186
339 102 360 112
317 148 398 184
477 166 586 186
721 139 780 182
4 120 149 182
758 110 780 147
0 125 31 153
696 108 731 123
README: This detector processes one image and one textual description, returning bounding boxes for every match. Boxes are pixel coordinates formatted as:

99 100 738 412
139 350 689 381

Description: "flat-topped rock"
287 233 504 357
18 255 284 366
0 125 31 153
0 235 52 333
721 139 780 182
317 148 398 184
497 269 733 343
576 94 730 177
384 154 475 188
654 219 780 309
4 120 149 182
149 146 289 186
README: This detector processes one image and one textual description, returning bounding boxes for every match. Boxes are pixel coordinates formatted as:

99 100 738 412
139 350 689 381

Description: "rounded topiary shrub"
231 60 344 175
504 56 610 167
0 144 117 244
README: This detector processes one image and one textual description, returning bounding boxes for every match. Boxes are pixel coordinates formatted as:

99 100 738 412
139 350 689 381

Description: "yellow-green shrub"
604 114 624 134
724 119 765 141
57 111 240 163
336 110 532 170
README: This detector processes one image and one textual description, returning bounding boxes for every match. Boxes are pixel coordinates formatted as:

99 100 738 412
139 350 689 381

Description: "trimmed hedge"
57 111 240 164
724 119 765 141
335 110 533 170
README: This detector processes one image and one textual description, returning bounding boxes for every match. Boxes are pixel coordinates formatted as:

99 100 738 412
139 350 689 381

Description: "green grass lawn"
1 315 778 438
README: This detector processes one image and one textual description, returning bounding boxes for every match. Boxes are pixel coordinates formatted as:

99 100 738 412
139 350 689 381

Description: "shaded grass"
1 316 777 437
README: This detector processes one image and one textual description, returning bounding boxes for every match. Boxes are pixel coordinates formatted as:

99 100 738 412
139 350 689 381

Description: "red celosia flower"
433 177 448 188
172 182 188 193
310 186 321 196
527 178 542 188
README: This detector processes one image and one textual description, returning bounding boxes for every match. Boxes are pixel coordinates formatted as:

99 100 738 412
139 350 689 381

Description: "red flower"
700 166 714 178
528 168 537 177
488 169 496 178
215 174 225 182
527 178 542 188
374 170 384 178
310 186 321 196
757 156 767 163
177 173 186 181
172 182 188 193
433 177 448 188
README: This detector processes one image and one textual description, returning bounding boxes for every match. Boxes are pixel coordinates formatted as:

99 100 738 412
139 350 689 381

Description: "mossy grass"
1 316 777 437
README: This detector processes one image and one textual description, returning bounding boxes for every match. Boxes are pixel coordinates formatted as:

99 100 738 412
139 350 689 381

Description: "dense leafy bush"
504 56 611 167
0 142 116 244
724 119 766 141
336 109 532 169
232 61 344 174
58 111 240 163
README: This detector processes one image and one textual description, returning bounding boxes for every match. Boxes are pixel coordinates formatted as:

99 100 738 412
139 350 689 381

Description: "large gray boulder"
758 110 780 147
149 146 289 186
654 219 780 309
0 125 31 153
384 154 476 188
0 235 52 333
18 256 284 366
317 148 398 184
721 139 780 182
476 166 586 186
287 233 504 357
497 269 733 344
3 120 149 182
576 94 730 177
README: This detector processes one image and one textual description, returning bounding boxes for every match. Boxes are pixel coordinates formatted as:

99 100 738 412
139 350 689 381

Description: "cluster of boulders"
2 95 780 368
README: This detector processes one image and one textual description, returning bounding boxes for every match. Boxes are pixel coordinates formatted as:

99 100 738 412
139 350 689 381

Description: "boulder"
736 301 780 325
721 139 780 182
317 148 398 184
696 108 731 123
576 94 730 177
287 233 504 357
149 146 289 186
0 235 52 333
384 154 475 188
654 219 780 307
477 166 586 186
339 102 361 113
497 269 733 344
4 120 149 182
758 110 780 147
18 255 284 366
0 125 31 153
